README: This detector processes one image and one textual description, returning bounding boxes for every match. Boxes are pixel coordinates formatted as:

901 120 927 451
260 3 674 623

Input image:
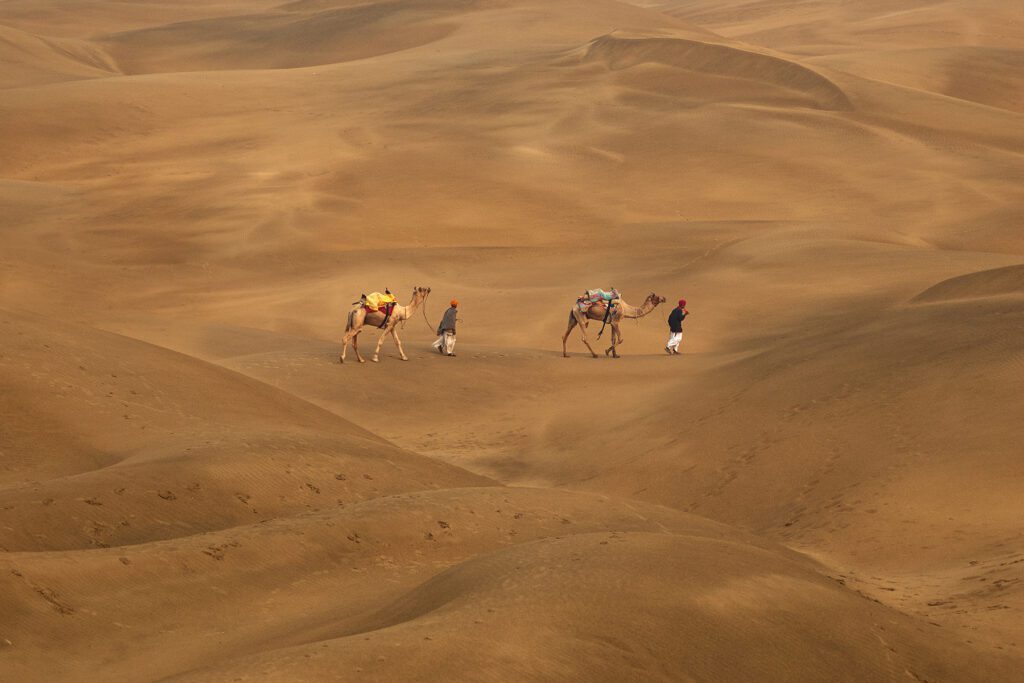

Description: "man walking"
666 298 688 355
433 298 459 357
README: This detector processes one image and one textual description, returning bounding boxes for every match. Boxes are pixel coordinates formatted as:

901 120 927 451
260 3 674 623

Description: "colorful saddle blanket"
363 291 397 312
586 288 619 302
578 288 619 309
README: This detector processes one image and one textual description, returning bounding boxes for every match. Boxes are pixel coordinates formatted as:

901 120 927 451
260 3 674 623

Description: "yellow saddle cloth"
364 291 397 312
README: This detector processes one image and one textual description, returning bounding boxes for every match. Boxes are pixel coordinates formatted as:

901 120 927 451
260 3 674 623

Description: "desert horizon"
1 0 1022 680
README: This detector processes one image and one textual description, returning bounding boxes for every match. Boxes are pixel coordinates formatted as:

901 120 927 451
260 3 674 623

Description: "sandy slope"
0 310 492 553
168 533 1014 682
1 0 1022 679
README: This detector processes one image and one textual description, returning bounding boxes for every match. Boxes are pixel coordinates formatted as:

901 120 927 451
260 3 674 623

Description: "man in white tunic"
433 299 459 356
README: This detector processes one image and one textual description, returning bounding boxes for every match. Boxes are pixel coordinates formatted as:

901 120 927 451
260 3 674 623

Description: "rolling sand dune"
0 25 119 88
169 533 1015 682
0 309 491 551
100 2 463 74
814 46 1024 113
582 33 852 110
1 0 1022 679
915 263 1024 302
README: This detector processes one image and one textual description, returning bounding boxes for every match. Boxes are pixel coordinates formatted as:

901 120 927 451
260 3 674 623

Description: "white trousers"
666 332 682 351
433 331 456 355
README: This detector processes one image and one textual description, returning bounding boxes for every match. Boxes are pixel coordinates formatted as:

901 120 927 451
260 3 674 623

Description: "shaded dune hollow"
913 263 1024 303
582 34 852 111
0 25 120 88
100 2 463 73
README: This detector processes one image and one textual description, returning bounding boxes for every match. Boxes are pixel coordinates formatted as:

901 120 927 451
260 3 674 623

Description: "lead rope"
421 297 437 334
395 296 434 332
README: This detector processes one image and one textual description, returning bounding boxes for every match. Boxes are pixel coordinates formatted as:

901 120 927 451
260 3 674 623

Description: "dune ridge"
0 24 119 89
583 33 852 110
913 263 1024 303
101 2 464 74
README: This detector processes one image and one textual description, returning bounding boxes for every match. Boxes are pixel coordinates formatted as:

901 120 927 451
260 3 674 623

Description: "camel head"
411 286 431 303
646 293 667 308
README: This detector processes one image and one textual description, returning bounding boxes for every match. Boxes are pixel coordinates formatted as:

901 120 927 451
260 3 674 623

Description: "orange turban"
450 299 459 307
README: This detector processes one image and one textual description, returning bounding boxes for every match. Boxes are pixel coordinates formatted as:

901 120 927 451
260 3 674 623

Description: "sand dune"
812 46 1024 113
101 2 462 74
0 310 490 551
914 263 1024 302
0 25 119 89
0 0 287 39
170 533 1018 682
1 0 1022 679
583 33 851 110
4 488 1017 681
651 0 1024 53
0 485 821 681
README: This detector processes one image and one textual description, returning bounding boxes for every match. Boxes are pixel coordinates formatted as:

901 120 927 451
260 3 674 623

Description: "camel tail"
345 308 356 332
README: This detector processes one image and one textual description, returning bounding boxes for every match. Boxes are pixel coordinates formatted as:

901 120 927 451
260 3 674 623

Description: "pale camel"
340 286 431 364
562 292 666 358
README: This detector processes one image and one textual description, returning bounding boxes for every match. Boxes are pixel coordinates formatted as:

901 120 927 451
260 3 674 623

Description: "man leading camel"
562 292 666 358
666 298 689 355
433 299 458 357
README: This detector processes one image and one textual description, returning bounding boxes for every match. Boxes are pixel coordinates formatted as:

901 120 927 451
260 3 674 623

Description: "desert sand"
1 0 1022 680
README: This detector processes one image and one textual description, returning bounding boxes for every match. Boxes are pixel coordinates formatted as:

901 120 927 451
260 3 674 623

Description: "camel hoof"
400 357 409 361
371 358 378 363
359 359 366 364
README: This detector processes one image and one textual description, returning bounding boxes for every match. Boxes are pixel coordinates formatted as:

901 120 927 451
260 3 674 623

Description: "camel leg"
390 326 409 361
574 311 600 358
341 311 366 364
340 327 356 364
562 313 578 357
371 328 388 362
352 330 366 363
605 322 621 358
602 323 618 360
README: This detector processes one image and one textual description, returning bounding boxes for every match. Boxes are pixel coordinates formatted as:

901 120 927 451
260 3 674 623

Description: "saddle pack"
357 290 398 328
585 288 619 303
575 288 620 338
577 288 620 311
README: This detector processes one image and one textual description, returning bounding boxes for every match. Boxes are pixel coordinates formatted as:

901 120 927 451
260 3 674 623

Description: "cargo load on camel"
577 288 620 311
361 290 397 313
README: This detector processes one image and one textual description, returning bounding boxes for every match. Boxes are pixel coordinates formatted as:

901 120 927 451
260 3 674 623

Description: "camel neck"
622 300 654 318
404 297 424 316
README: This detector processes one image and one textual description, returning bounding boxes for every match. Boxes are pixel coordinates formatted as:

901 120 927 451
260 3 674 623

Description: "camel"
340 286 431 364
562 292 666 358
